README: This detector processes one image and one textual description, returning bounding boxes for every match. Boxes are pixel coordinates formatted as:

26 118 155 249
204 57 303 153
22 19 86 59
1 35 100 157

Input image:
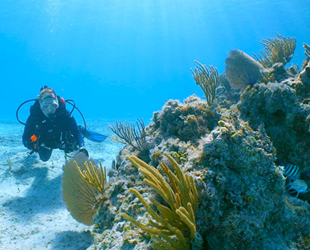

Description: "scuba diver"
17 86 107 162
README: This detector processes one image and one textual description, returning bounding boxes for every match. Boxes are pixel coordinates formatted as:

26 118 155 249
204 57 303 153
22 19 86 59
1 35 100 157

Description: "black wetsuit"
22 96 84 161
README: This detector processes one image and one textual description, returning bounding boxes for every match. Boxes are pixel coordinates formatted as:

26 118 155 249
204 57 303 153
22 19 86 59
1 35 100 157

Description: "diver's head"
39 87 59 117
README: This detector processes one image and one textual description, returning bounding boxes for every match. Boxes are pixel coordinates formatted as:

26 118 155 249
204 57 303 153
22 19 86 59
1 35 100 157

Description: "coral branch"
253 32 296 67
75 160 107 194
109 119 149 151
304 43 310 58
191 60 219 106
121 153 198 249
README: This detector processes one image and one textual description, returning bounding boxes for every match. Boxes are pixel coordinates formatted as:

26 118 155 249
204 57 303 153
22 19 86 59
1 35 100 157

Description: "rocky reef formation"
84 39 310 250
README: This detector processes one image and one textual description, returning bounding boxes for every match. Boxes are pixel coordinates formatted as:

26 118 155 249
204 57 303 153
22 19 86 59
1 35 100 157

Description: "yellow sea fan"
62 152 99 226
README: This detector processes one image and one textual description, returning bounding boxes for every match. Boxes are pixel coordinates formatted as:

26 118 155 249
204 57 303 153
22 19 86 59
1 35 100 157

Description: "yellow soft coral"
75 160 107 193
121 152 198 250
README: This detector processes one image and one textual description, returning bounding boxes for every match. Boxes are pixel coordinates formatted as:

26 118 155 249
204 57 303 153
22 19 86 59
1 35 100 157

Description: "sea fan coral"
225 49 265 89
62 152 106 225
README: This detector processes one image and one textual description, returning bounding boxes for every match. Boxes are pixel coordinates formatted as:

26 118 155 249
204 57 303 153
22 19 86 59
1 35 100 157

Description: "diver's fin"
79 125 108 142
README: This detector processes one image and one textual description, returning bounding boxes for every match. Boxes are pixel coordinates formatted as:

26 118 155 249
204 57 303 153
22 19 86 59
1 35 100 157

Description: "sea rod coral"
252 32 296 67
191 60 219 106
121 152 199 250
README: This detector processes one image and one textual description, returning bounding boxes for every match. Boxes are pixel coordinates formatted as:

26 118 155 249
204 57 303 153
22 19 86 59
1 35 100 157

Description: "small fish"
284 164 300 180
286 179 308 197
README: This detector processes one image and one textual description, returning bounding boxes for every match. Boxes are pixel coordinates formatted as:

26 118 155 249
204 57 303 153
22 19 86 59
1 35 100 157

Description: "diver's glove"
78 146 89 158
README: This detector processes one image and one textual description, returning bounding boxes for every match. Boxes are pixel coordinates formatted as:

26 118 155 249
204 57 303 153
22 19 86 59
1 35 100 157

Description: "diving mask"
40 97 59 117
39 87 59 117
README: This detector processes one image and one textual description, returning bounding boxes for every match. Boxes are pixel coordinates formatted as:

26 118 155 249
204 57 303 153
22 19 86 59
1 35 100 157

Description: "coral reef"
82 37 310 250
238 82 310 171
298 53 310 99
150 95 220 143
216 74 240 108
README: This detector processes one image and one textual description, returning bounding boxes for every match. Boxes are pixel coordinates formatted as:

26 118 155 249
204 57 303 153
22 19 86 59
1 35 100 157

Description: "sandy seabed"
0 120 123 250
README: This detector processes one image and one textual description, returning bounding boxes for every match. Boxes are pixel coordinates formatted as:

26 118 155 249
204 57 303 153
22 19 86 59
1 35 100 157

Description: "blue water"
0 0 309 124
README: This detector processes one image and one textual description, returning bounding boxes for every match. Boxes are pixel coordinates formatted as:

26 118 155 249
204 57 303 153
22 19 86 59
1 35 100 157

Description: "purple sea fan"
225 49 266 89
